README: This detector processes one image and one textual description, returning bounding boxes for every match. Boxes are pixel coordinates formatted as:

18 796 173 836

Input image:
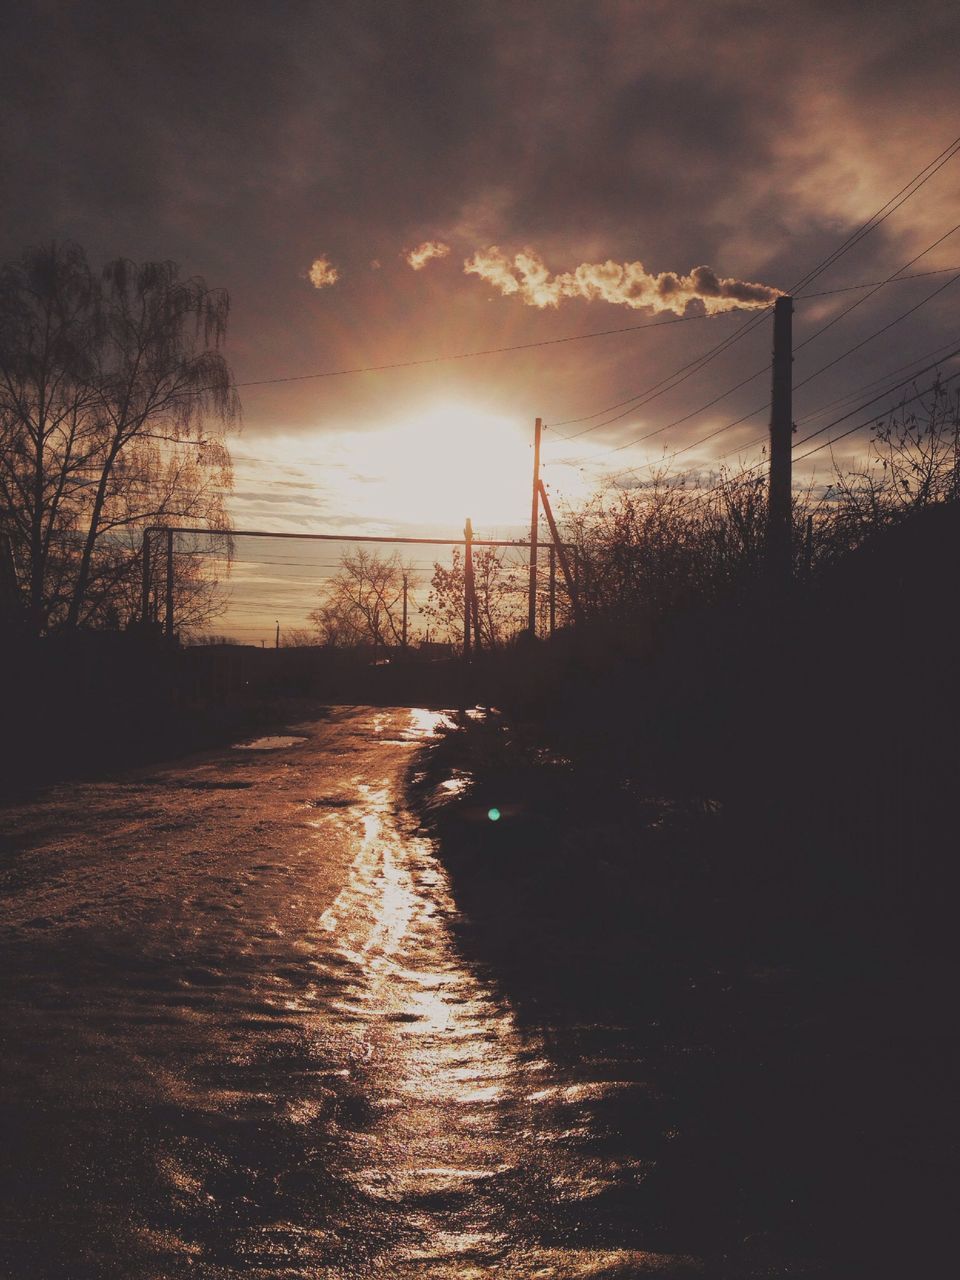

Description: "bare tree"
563 474 702 621
423 545 525 647
280 628 320 648
0 242 237 633
309 549 417 651
826 379 960 549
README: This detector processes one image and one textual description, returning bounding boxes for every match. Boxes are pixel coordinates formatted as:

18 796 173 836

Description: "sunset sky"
3 0 960 638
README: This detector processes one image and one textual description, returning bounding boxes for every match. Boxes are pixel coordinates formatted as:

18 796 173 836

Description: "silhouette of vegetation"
308 548 418 651
279 627 320 648
554 378 960 637
818 377 960 558
0 242 237 634
423 545 528 648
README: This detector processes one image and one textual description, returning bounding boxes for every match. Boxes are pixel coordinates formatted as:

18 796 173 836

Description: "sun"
333 403 542 532
232 403 595 539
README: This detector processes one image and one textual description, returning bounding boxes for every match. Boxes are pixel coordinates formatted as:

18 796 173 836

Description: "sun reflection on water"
295 709 672 1276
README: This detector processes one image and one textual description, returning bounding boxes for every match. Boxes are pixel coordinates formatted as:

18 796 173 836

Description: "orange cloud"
404 240 451 270
463 246 781 314
307 256 340 288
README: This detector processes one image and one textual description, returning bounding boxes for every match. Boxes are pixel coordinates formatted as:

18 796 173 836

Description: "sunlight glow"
237 403 592 532
230 404 599 538
335 403 533 528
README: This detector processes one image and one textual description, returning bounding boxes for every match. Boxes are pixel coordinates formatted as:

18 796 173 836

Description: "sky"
3 0 960 638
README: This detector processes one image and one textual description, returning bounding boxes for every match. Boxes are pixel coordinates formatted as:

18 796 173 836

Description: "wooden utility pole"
463 518 475 659
527 417 542 635
275 620 280 649
471 582 483 652
537 479 582 623
140 529 151 626
548 545 556 636
402 573 408 652
768 295 794 585
164 528 175 641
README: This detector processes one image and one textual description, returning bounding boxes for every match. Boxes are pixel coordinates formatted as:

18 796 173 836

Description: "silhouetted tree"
308 549 417 650
0 242 237 633
424 546 525 647
279 628 321 648
558 377 960 638
824 378 960 553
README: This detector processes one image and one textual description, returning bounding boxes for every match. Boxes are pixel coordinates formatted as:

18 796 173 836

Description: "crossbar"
145 524 574 550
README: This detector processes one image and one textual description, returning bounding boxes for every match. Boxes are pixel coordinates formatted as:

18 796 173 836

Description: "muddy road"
10 703 936 1279
2 706 716 1279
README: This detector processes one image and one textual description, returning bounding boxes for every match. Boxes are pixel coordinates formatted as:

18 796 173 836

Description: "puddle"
231 736 308 751
399 709 459 740
438 771 473 797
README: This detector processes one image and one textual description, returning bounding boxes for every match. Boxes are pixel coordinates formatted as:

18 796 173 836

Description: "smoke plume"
463 246 781 314
404 240 451 270
308 256 340 289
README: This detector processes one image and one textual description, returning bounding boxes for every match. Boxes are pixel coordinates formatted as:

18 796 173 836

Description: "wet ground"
0 706 950 1277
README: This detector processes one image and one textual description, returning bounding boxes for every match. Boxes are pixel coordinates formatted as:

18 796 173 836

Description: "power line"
793 332 960 425
596 344 960 493
545 132 960 441
728 365 960 480
552 226 960 468
230 309 723 389
794 223 960 355
788 132 960 294
798 263 960 299
612 366 960 524
791 346 960 450
792 369 960 465
696 334 960 466
559 252 960 480
548 377 768 467
794 270 960 391
546 309 772 435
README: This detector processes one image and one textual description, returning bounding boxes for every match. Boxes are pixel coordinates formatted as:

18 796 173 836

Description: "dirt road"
1 706 707 1279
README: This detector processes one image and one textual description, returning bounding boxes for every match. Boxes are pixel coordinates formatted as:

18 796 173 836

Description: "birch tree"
0 242 237 633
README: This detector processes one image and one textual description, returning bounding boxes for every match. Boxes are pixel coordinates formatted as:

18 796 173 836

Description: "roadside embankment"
409 708 959 1277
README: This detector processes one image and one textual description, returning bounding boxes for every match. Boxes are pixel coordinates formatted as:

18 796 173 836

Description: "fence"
140 525 577 653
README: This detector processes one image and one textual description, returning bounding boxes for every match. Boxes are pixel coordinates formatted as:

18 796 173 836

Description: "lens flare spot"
487 807 501 822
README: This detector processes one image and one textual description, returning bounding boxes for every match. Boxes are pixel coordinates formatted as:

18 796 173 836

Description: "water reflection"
293 711 685 1276
231 734 308 750
1 707 705 1278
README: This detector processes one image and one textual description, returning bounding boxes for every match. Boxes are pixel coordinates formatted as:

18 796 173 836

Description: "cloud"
404 240 451 270
463 246 781 314
307 256 340 289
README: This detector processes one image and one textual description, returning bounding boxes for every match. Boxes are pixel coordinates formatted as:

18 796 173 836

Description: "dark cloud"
2 0 959 494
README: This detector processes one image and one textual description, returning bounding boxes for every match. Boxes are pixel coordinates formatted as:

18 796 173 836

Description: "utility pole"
471 573 483 652
768 294 794 585
527 417 542 636
548 546 556 636
164 528 175 642
401 573 408 652
537 479 582 624
140 529 151 627
275 620 280 649
463 518 474 659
